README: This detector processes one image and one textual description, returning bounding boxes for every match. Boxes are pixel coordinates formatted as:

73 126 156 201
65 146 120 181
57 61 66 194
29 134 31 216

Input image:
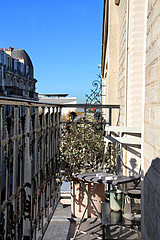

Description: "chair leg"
116 226 123 239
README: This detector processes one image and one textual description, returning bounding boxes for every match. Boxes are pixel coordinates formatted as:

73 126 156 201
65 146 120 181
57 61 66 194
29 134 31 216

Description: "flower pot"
71 179 89 218
71 178 105 218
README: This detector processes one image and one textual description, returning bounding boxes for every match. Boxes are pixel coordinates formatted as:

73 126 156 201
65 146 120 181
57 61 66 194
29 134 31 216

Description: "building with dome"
0 47 38 100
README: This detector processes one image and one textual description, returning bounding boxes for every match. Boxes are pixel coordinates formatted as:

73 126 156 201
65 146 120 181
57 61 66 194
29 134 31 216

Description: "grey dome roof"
11 48 33 78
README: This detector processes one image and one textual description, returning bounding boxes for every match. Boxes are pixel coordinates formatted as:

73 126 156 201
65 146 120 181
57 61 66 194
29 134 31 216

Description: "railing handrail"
0 96 63 107
61 103 120 109
0 96 120 109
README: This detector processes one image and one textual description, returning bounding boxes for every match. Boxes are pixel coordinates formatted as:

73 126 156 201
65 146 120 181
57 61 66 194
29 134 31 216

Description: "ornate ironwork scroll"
86 75 102 105
85 75 102 121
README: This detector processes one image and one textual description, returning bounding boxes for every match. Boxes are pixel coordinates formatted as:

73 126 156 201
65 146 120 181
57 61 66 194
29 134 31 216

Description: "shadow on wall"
121 157 140 175
143 158 160 239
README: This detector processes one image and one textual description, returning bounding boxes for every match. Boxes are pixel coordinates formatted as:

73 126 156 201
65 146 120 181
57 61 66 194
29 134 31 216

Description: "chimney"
4 47 14 56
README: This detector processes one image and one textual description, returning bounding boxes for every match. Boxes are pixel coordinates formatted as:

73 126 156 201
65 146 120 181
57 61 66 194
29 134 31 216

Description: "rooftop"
39 93 69 98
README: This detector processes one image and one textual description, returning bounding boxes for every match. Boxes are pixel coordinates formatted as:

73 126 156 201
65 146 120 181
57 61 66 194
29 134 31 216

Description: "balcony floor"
43 203 102 240
43 203 141 240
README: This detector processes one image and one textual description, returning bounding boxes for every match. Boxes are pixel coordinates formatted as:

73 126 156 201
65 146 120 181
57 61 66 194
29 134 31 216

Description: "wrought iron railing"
0 97 120 240
0 97 62 240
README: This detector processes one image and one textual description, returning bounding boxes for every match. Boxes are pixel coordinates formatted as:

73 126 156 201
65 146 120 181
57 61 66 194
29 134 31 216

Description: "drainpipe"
125 0 130 127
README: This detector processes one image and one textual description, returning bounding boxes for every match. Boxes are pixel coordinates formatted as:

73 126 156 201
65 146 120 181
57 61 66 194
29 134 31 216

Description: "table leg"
72 181 99 239
81 180 102 221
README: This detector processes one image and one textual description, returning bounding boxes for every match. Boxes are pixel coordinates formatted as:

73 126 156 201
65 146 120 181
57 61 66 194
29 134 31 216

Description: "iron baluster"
0 105 4 239
13 106 19 239
23 106 32 238
5 114 15 239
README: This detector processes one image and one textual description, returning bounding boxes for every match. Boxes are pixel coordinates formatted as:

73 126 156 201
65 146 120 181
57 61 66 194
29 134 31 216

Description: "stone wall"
117 0 127 126
144 0 160 172
101 0 160 238
117 0 145 175
143 0 160 239
101 0 119 125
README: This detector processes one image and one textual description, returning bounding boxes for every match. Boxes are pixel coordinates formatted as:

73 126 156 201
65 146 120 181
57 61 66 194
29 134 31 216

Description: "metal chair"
102 175 141 239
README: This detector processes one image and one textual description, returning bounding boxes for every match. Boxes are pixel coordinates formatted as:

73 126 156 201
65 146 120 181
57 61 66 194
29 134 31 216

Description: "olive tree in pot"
60 117 105 177
59 115 114 218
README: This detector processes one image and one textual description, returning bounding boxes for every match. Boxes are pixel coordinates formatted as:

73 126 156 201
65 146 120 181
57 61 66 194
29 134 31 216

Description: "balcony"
0 97 141 240
5 86 24 97
4 87 38 100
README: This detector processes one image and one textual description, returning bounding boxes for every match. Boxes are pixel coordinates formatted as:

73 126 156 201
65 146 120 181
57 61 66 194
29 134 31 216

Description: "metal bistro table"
71 171 141 240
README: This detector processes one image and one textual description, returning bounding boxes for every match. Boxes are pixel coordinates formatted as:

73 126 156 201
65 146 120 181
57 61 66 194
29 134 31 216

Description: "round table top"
75 171 117 184
74 171 141 185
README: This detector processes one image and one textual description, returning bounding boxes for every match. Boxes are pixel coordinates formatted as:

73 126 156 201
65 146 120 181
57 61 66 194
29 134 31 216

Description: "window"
7 57 10 70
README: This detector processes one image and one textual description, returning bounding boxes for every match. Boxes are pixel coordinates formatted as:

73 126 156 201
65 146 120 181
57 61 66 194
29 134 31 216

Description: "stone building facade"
0 47 38 100
101 0 160 239
143 0 160 239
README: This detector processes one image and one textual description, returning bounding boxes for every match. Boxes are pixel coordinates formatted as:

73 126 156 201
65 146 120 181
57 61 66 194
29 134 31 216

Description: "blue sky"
1 0 103 103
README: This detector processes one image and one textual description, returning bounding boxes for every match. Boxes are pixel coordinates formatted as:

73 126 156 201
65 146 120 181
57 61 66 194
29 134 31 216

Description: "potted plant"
60 116 105 177
58 114 108 217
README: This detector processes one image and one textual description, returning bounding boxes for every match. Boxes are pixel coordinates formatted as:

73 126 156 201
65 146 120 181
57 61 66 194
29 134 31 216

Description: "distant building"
0 47 38 100
39 93 77 115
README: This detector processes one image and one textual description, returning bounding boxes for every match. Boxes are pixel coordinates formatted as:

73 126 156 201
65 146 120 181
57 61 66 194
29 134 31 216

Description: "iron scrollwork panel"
86 77 102 105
